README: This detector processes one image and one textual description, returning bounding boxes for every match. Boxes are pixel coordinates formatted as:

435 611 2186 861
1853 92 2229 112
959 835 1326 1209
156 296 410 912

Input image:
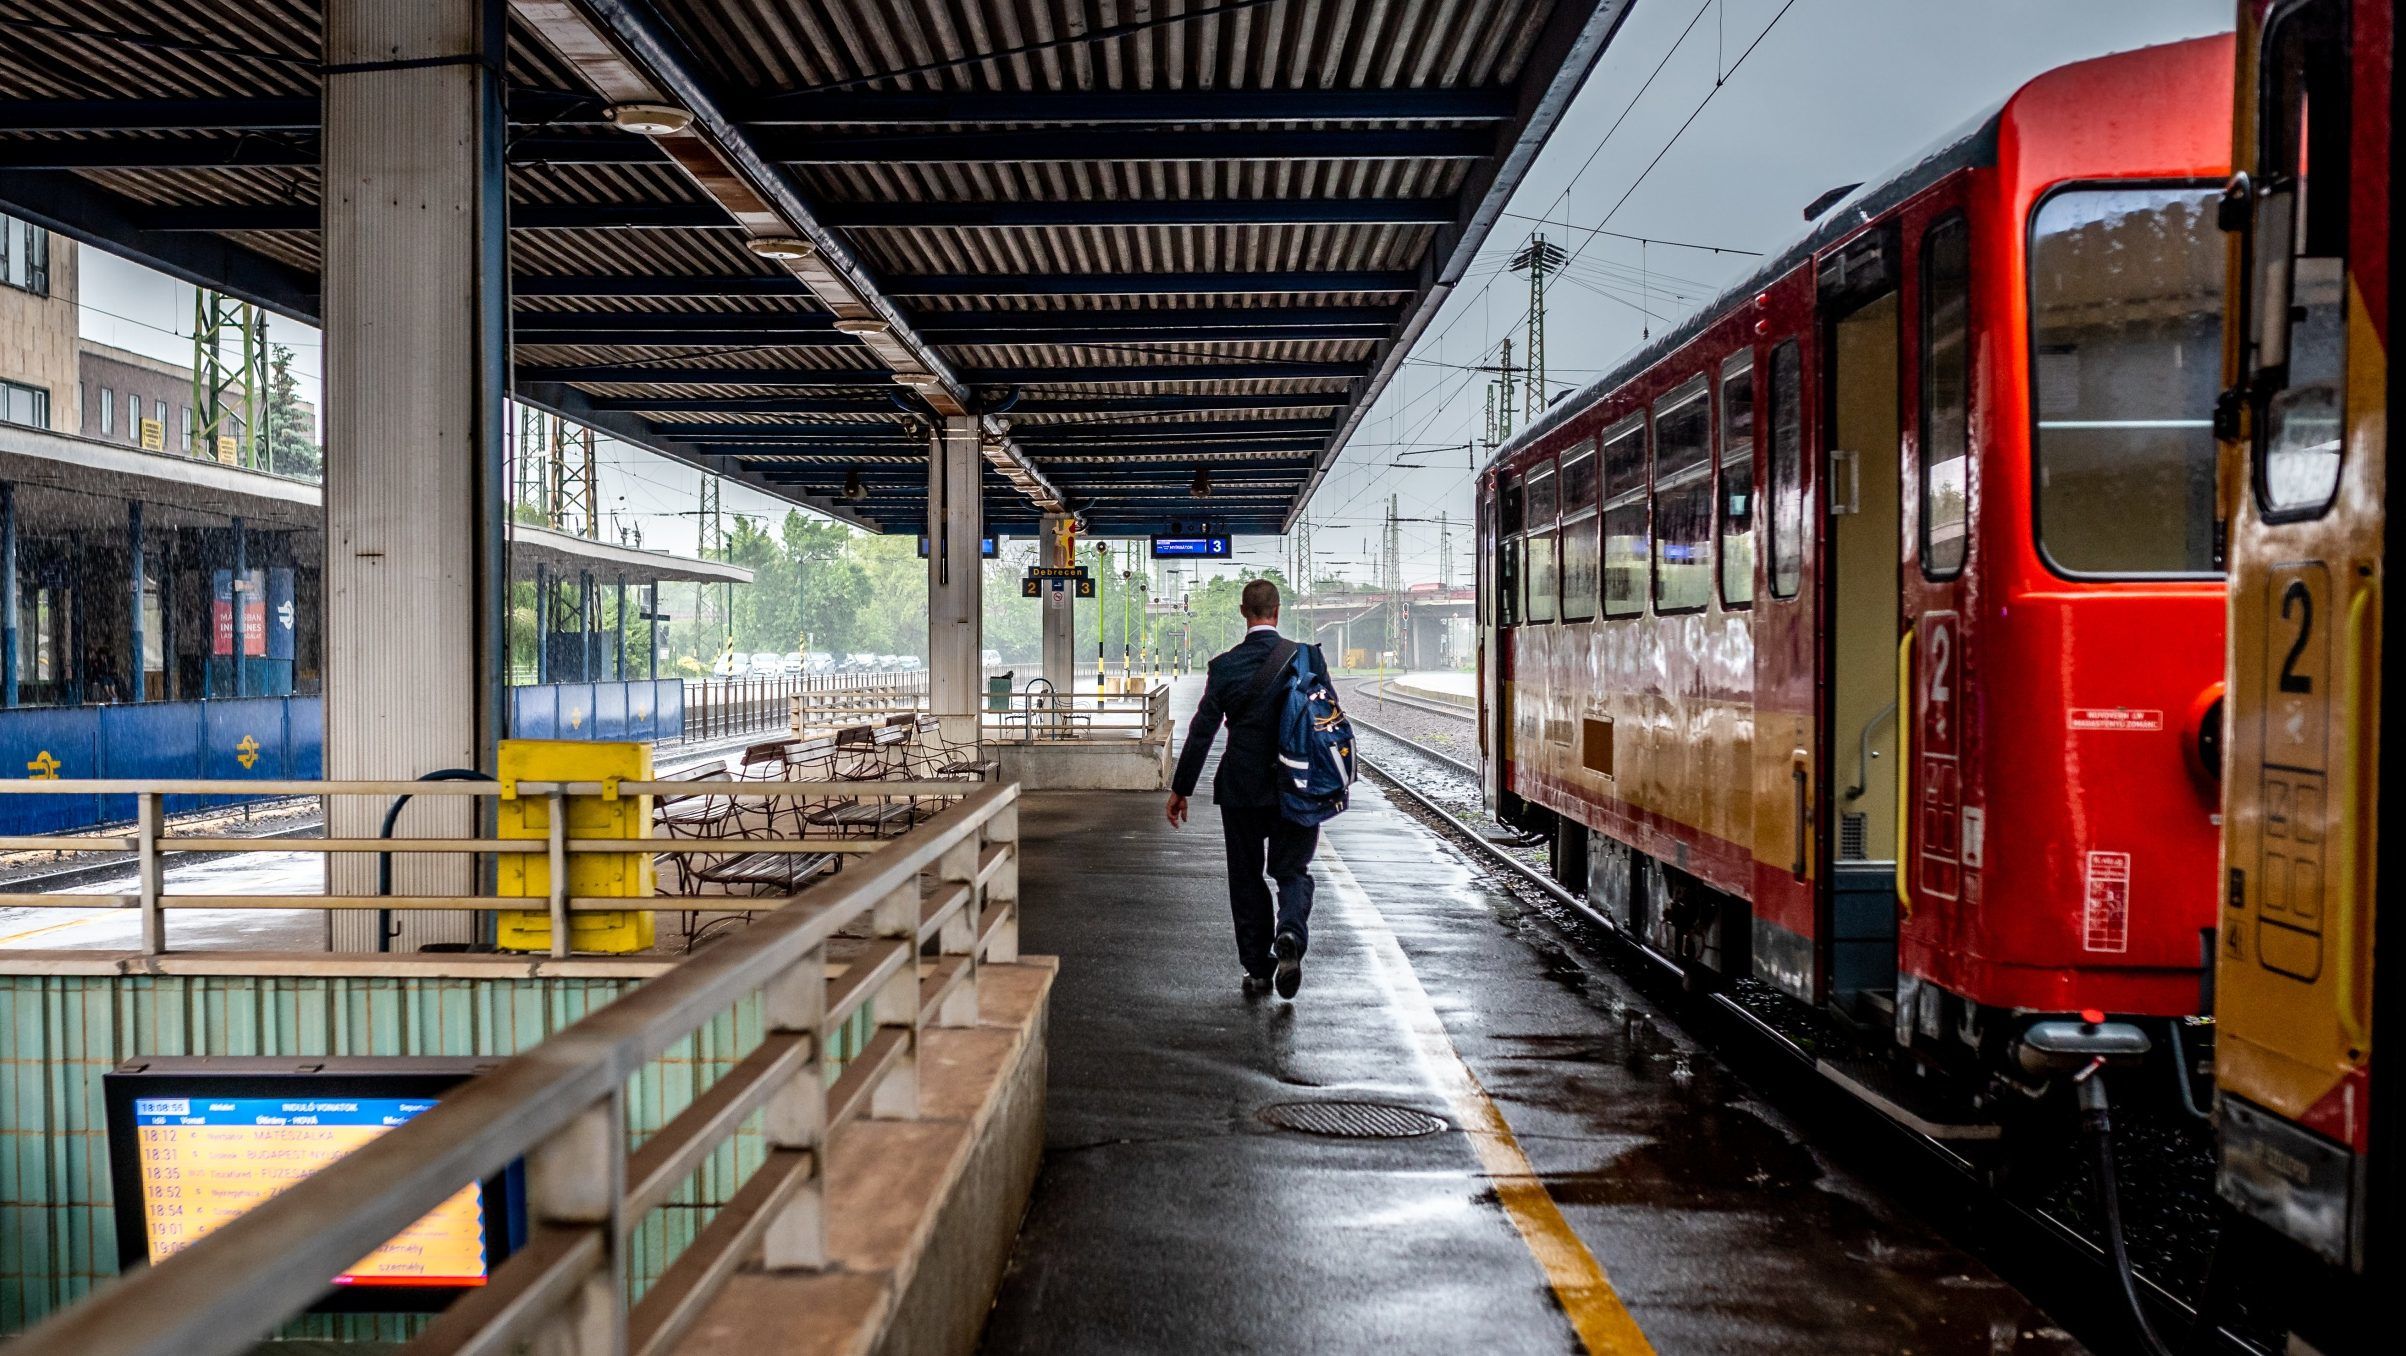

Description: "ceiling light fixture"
746 235 816 261
1189 468 1212 498
603 102 694 136
843 469 867 501
831 318 890 336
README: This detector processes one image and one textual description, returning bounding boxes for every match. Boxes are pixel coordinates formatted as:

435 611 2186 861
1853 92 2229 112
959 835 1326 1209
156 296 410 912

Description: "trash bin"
986 672 1015 713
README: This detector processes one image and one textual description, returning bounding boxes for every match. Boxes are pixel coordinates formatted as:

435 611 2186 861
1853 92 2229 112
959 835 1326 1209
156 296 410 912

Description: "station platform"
986 677 2078 1355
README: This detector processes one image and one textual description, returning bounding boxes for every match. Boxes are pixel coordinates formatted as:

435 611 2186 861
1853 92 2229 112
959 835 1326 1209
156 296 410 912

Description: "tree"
262 345 322 480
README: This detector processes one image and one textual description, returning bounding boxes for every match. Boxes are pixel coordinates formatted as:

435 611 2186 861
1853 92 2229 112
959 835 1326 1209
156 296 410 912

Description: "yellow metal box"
495 740 656 954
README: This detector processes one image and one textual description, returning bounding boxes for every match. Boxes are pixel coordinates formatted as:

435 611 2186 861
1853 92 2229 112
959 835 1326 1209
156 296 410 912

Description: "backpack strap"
1235 637 1301 722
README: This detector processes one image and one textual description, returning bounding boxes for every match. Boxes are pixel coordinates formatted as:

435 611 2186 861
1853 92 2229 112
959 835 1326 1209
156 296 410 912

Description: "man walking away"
1165 579 1333 1000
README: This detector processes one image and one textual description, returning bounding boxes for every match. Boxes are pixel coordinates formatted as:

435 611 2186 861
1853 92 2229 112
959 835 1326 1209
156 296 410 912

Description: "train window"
1718 352 1756 607
1526 461 1559 623
1920 216 1971 577
1599 414 1648 617
2250 0 2349 518
1653 378 1713 612
1559 442 1600 621
1498 471 1524 627
1767 341 1804 598
2029 184 2224 575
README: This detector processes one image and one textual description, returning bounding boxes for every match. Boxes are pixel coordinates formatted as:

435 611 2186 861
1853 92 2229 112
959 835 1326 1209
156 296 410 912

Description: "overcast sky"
77 0 2231 584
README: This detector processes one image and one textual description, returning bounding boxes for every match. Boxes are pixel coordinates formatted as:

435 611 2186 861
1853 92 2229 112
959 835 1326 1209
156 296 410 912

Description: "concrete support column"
229 516 247 698
126 500 145 703
322 0 509 950
1039 512 1076 692
614 573 627 680
2 482 17 708
927 415 983 741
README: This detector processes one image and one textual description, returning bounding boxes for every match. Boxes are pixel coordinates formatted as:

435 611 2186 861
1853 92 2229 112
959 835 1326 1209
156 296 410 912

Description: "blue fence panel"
288 695 324 778
622 682 656 743
513 685 558 741
96 703 206 820
553 683 598 740
0 708 104 835
201 698 295 804
592 682 628 741
657 679 684 741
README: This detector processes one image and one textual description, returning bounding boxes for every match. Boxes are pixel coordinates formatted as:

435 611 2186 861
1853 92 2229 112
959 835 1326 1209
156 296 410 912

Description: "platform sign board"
210 569 268 657
916 534 998 558
1149 535 1230 559
138 417 164 451
105 1058 523 1312
1022 564 1094 598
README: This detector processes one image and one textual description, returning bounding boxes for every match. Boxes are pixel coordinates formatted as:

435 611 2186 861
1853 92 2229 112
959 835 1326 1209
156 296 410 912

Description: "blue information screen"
1149 535 1230 559
128 1095 492 1288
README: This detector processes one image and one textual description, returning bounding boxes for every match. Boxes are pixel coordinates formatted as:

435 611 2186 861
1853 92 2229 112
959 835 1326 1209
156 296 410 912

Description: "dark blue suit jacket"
1172 628 1332 807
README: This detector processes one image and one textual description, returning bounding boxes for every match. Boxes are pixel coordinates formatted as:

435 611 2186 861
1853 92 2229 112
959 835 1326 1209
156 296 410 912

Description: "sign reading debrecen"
1149 535 1230 559
105 1060 518 1312
1022 564 1095 598
130 1097 488 1287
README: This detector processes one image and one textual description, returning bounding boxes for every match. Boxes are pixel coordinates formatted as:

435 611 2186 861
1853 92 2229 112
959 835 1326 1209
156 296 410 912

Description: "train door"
2215 0 2390 1298
1817 226 1905 1017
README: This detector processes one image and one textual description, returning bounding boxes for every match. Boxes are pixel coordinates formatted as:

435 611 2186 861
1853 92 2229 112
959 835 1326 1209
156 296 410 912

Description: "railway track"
1343 710 2273 1356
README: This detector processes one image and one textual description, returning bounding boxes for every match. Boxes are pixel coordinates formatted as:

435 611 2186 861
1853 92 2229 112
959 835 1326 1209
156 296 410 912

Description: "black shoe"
1242 972 1272 997
1273 930 1304 999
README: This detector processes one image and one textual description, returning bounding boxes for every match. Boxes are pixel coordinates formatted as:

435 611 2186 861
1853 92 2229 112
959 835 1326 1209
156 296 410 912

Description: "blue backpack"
1261 641 1356 826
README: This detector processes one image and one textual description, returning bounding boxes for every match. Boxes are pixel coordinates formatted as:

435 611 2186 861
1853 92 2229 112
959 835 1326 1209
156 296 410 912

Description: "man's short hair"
1240 578 1281 620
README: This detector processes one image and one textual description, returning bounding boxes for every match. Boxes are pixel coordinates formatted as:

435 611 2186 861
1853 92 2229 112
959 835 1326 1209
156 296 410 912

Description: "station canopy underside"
0 0 1624 537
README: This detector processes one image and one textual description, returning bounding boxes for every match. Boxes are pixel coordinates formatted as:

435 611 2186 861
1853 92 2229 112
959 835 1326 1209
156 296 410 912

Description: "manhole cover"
1258 1100 1448 1139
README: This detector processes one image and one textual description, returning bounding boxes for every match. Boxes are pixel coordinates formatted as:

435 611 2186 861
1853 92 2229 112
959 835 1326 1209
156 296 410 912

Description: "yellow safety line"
0 908 105 947
1321 847 1656 1356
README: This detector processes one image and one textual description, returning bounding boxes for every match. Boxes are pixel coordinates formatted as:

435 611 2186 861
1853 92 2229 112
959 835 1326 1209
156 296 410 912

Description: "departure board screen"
105 1060 519 1312
129 1096 490 1288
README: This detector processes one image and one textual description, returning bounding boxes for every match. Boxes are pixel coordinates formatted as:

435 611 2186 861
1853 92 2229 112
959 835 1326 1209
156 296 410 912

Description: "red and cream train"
1477 36 2236 1097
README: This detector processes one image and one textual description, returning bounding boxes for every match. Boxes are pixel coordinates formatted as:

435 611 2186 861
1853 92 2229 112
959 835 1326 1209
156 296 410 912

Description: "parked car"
780 652 805 675
747 652 783 676
805 651 835 675
710 651 743 678
897 656 923 673
840 652 877 673
980 649 1003 671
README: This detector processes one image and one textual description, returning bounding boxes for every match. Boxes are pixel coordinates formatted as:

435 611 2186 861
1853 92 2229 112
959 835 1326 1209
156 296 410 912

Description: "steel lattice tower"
191 290 265 467
1509 234 1567 422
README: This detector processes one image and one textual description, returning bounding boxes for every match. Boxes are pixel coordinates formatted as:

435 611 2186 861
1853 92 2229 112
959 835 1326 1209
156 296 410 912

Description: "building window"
181 405 194 452
1767 340 1804 598
125 390 140 442
1524 459 1559 624
99 387 115 435
1600 413 1648 617
1652 376 1713 613
1558 441 1600 622
0 214 49 296
1 379 49 430
1718 351 1757 606
1922 215 1972 576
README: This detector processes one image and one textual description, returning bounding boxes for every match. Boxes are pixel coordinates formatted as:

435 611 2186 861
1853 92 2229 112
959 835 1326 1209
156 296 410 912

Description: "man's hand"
1165 792 1189 828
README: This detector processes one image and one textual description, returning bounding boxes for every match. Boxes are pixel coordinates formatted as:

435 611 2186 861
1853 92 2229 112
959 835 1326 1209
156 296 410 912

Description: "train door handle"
1791 758 1809 881
1829 450 1860 516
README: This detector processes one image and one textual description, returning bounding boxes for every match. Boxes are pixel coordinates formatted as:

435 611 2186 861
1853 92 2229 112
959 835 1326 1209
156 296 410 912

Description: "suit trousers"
1217 804 1320 977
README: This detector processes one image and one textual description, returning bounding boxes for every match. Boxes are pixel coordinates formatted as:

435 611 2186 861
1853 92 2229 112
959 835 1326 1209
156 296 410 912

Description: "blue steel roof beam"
648 421 919 438
886 271 1416 297
753 128 1491 163
1288 0 1637 530
512 0 1065 520
0 134 660 170
957 362 1368 384
1015 419 1339 440
830 199 1455 228
514 378 875 531
518 329 865 348
515 273 809 298
938 324 1392 345
0 90 597 131
151 203 731 231
0 168 316 319
579 392 1349 415
916 306 1400 332
580 394 908 413
738 88 1518 125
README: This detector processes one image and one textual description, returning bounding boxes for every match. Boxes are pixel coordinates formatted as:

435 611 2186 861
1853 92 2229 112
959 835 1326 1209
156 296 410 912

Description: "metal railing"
685 672 926 744
0 778 1020 1356
0 774 986 959
980 684 1172 744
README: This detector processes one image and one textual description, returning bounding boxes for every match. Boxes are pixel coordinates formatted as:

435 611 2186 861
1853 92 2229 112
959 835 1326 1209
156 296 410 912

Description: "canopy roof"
0 0 1626 535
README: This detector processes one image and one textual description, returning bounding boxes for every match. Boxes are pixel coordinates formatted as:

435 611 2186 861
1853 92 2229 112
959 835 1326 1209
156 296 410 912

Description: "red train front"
1476 37 2233 1094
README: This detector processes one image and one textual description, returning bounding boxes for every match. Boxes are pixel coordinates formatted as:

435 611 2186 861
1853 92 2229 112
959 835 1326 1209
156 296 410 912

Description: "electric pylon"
1509 233 1567 422
191 290 266 467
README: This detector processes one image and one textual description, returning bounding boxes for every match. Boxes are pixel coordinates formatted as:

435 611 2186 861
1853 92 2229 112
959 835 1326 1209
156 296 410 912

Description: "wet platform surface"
982 677 2081 1355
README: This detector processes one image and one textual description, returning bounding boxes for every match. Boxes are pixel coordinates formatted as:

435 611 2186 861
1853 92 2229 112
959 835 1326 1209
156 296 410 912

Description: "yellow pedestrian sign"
26 750 59 779
235 734 262 770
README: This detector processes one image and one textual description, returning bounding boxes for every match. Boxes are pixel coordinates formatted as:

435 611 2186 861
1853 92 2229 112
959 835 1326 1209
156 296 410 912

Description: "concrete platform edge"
674 957 1056 1356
